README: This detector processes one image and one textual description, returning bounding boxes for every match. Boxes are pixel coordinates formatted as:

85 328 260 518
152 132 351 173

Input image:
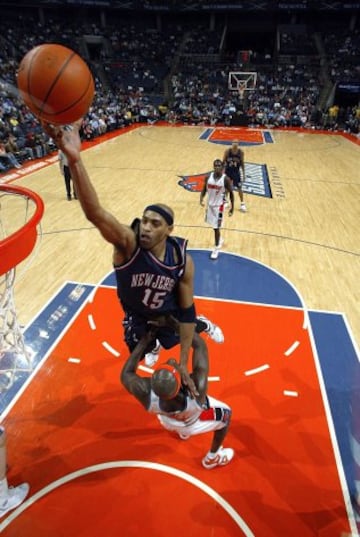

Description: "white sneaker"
0 483 29 517
144 340 161 367
210 249 219 260
198 315 224 343
202 447 234 469
240 203 247 212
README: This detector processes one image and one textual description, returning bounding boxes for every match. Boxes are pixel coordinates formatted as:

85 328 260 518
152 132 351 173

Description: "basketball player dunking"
43 120 205 398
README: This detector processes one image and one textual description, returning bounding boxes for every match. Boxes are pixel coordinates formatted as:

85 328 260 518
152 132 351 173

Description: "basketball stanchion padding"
0 184 44 276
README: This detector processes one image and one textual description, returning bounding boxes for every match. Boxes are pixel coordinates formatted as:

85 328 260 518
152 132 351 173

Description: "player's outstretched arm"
200 176 209 206
43 121 135 251
191 334 209 405
120 329 155 408
177 255 199 398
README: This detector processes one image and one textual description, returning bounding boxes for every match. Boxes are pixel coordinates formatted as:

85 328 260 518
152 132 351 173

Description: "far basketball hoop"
228 71 257 97
0 184 44 391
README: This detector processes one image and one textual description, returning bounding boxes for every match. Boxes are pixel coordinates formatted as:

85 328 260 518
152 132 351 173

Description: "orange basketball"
17 43 95 125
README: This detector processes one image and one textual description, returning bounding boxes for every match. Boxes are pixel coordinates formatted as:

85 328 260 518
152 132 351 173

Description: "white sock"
206 448 220 459
0 477 8 502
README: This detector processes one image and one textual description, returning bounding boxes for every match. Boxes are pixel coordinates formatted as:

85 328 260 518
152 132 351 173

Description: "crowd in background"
0 8 359 173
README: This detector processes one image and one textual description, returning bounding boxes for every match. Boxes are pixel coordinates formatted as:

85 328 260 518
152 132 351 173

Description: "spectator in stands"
0 139 21 169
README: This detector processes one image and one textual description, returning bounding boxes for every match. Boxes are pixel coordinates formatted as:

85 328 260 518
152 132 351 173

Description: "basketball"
16 43 95 125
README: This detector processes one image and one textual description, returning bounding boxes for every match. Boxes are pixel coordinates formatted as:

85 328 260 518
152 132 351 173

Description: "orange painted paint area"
210 128 265 144
1 289 352 536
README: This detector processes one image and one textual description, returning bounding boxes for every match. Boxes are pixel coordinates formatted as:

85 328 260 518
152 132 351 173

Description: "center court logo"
178 162 272 198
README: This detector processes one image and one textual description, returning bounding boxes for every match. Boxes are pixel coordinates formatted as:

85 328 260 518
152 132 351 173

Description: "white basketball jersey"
207 172 226 207
148 389 203 426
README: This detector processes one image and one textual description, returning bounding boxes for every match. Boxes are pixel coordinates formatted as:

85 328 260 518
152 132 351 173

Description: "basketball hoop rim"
0 184 44 276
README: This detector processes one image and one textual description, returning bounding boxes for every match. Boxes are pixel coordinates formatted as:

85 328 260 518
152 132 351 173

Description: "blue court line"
309 310 360 520
0 282 94 415
199 128 213 140
263 131 274 143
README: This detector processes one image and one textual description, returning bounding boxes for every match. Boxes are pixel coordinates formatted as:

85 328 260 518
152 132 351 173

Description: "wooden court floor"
5 124 360 348
0 124 359 536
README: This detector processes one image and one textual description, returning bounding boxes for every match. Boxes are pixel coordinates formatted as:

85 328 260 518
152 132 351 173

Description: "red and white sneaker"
202 447 234 469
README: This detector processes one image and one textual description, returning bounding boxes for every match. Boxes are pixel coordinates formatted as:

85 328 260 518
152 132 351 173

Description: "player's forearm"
124 331 155 373
121 332 154 392
121 355 139 379
121 340 147 379
178 322 195 367
193 368 208 405
69 159 103 220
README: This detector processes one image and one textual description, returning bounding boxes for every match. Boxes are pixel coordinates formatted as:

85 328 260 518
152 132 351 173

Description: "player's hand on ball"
42 120 83 164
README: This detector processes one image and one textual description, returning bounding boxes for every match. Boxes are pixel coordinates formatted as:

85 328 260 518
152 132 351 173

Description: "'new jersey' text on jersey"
114 236 187 317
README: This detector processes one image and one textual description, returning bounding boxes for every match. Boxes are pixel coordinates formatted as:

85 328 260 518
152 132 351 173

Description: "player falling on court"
200 159 234 260
223 140 247 212
121 320 234 469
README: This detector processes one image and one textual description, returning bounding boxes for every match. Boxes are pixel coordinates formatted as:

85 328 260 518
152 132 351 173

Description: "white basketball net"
239 82 246 100
0 268 33 391
0 189 42 392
